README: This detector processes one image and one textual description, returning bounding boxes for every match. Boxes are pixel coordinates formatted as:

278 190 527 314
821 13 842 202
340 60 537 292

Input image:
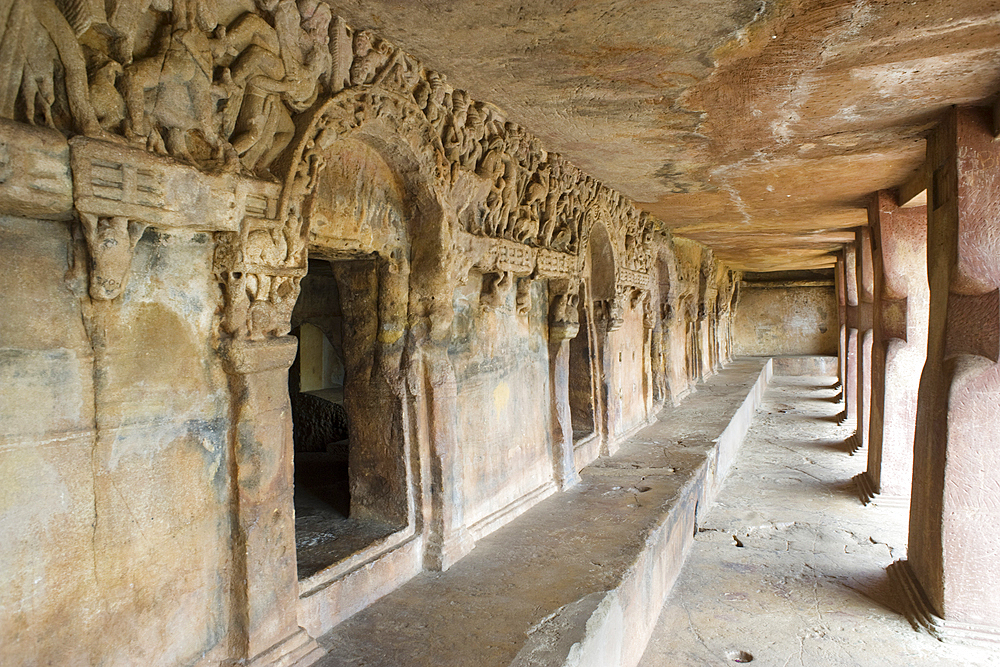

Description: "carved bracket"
548 279 580 341
881 297 909 343
597 294 626 332
944 289 1000 362
479 271 511 310
79 213 146 300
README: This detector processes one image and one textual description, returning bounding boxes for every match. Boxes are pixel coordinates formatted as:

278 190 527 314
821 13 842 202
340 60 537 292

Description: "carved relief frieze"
0 1 660 274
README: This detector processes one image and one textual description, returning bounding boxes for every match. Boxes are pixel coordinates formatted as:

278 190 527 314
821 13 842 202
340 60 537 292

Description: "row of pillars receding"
836 105 1000 646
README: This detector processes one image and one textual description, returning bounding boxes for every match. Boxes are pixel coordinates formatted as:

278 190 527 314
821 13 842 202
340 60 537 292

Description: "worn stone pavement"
639 375 995 667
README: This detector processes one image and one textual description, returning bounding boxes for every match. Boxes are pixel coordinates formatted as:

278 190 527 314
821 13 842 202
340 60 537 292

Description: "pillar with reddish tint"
892 105 1000 644
857 190 928 507
842 243 859 430
852 228 874 455
836 253 847 391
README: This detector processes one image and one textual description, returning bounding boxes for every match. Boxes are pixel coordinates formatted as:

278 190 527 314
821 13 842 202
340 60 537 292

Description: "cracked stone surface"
639 374 994 667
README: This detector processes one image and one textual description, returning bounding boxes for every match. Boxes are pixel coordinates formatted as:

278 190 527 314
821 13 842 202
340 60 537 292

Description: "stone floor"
639 374 995 667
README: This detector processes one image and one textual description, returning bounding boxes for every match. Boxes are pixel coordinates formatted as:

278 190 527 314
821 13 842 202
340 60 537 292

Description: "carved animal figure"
89 59 125 133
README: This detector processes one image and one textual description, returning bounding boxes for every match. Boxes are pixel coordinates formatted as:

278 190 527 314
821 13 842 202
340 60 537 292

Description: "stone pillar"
221 339 324 667
890 105 1000 645
595 295 623 456
842 243 859 429
417 342 474 570
836 253 847 391
855 190 928 507
548 280 583 490
642 293 655 420
852 227 875 456
697 303 713 379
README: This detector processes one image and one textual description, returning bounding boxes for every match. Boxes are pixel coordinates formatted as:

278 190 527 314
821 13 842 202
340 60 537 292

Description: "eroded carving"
548 279 581 341
79 213 146 300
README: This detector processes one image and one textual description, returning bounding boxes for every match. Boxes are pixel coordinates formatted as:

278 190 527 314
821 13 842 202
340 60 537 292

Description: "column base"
846 432 864 456
246 628 325 667
888 560 1000 648
853 471 877 505
425 527 475 572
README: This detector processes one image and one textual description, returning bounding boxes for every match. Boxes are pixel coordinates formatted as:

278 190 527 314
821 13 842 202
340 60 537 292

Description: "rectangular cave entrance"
568 286 595 442
290 257 405 580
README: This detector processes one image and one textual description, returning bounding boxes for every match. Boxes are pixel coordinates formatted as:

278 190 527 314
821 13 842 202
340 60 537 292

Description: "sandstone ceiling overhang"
332 0 1000 271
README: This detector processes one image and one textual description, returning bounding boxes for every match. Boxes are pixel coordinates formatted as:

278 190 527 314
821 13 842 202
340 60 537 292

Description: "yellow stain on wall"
493 381 510 412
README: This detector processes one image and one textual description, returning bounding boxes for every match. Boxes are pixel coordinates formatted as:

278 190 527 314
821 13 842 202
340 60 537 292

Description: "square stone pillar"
851 228 875 456
221 339 324 667
856 190 928 507
836 253 846 391
890 105 1000 646
842 243 859 429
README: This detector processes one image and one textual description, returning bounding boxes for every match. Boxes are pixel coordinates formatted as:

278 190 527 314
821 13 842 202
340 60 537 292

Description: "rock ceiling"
331 0 1000 271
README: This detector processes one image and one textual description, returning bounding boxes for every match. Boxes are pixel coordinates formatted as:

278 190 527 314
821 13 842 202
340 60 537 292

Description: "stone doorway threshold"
294 453 400 580
314 358 773 667
639 374 995 667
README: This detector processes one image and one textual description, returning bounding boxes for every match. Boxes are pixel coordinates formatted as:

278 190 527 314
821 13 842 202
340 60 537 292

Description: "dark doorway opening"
290 257 398 579
569 287 595 442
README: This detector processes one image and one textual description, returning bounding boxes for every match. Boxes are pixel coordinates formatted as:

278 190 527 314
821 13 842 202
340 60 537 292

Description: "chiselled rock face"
328 0 1000 271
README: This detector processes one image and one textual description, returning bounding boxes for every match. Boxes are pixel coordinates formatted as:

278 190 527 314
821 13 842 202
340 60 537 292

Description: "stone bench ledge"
315 358 773 667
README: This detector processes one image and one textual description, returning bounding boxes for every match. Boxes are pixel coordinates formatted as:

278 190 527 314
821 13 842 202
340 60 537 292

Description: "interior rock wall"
451 275 554 537
733 285 837 356
0 217 232 665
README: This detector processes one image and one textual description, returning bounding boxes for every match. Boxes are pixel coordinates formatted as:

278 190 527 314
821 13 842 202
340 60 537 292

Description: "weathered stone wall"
602 305 649 442
732 285 837 356
0 218 232 665
451 276 554 537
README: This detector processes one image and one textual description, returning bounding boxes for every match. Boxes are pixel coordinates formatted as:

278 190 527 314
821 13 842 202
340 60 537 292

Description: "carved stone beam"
69 137 275 301
881 297 909 343
0 119 74 220
69 137 250 232
944 289 1000 362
